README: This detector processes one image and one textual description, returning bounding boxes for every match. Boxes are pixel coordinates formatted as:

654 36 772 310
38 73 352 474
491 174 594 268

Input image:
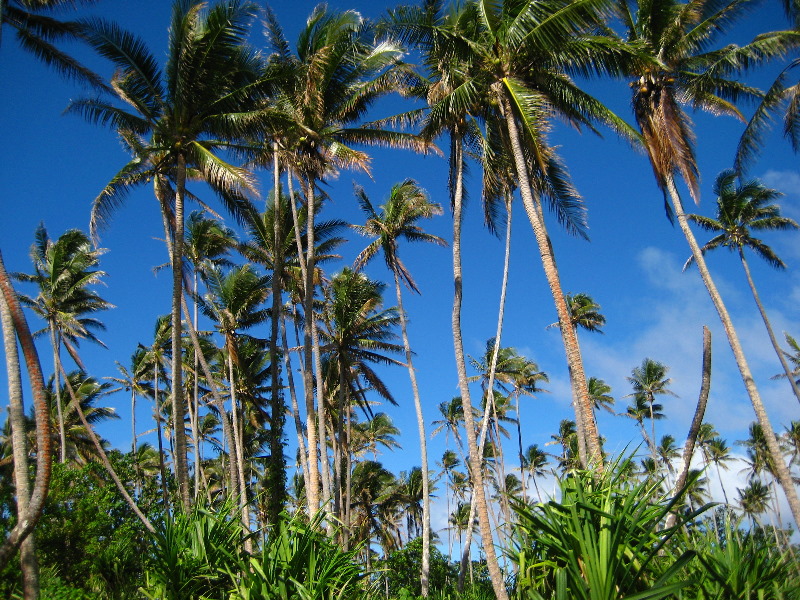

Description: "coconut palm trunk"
738 250 800 404
0 251 52 570
267 144 287 523
449 133 509 600
1 292 40 598
170 154 191 511
500 92 601 467
667 176 800 527
392 268 432 596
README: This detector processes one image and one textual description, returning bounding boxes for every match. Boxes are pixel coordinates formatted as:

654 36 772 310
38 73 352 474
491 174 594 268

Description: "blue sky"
1 0 799 537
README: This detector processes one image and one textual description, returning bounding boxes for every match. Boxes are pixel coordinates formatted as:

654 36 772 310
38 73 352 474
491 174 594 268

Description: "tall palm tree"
352 178 446 596
705 437 733 504
521 443 549 502
71 0 266 509
619 0 800 527
625 358 675 462
196 262 268 534
318 268 404 536
738 479 773 527
687 170 800 404
15 225 111 464
263 4 425 517
587 377 615 415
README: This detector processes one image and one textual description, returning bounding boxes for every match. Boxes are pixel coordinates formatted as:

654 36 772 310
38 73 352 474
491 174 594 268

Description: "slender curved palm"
16 225 111 464
688 170 800 404
107 347 153 458
70 0 265 509
738 479 773 527
620 0 800 527
521 443 549 502
705 437 734 504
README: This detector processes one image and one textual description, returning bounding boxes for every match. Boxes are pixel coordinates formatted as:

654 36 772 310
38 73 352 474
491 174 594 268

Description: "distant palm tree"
16 225 111 464
687 170 800 404
521 444 549 502
352 178 446 590
738 479 773 527
705 437 734 504
587 377 615 415
625 358 676 462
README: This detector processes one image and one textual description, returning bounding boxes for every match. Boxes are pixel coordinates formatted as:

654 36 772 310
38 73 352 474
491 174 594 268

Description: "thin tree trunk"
392 269 431 596
282 311 310 493
49 327 66 464
192 270 201 499
449 132 509 600
227 348 251 548
153 366 170 506
2 292 40 598
739 251 800 405
0 250 52 570
292 172 321 516
500 91 601 467
267 143 287 524
58 364 155 533
171 155 191 511
667 176 800 528
666 325 711 530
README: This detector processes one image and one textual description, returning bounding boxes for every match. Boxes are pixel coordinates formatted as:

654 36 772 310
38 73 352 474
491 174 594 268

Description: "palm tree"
1 0 104 86
687 170 800 404
15 225 111 464
625 358 675 462
352 178 446 595
318 268 404 536
705 437 734 504
619 0 800 527
352 413 401 461
587 377 615 415
521 443 549 502
196 262 268 534
71 0 266 509
738 479 773 527
263 4 425 517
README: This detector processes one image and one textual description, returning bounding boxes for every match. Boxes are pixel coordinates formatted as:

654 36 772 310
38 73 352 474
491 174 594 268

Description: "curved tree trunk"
667 176 800 529
1 292 40 598
0 250 52 570
666 325 711 530
739 251 800 405
449 133 509 600
171 155 191 511
500 90 601 467
392 269 431 597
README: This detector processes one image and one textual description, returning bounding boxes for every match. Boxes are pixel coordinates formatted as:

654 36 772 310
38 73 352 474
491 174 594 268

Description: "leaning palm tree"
687 170 800 404
15 225 111 464
619 0 800 527
351 178 446 596
70 0 266 509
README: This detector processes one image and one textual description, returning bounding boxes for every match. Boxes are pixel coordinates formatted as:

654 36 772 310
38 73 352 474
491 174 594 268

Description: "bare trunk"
171 154 191 510
449 133 509 600
667 176 800 529
739 251 800 405
153 367 170 506
59 363 155 533
192 271 201 499
227 347 252 549
500 90 601 466
666 325 711 530
392 269 431 596
0 250 52 570
2 292 40 598
294 172 321 516
282 312 310 491
267 144 287 524
49 327 66 464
